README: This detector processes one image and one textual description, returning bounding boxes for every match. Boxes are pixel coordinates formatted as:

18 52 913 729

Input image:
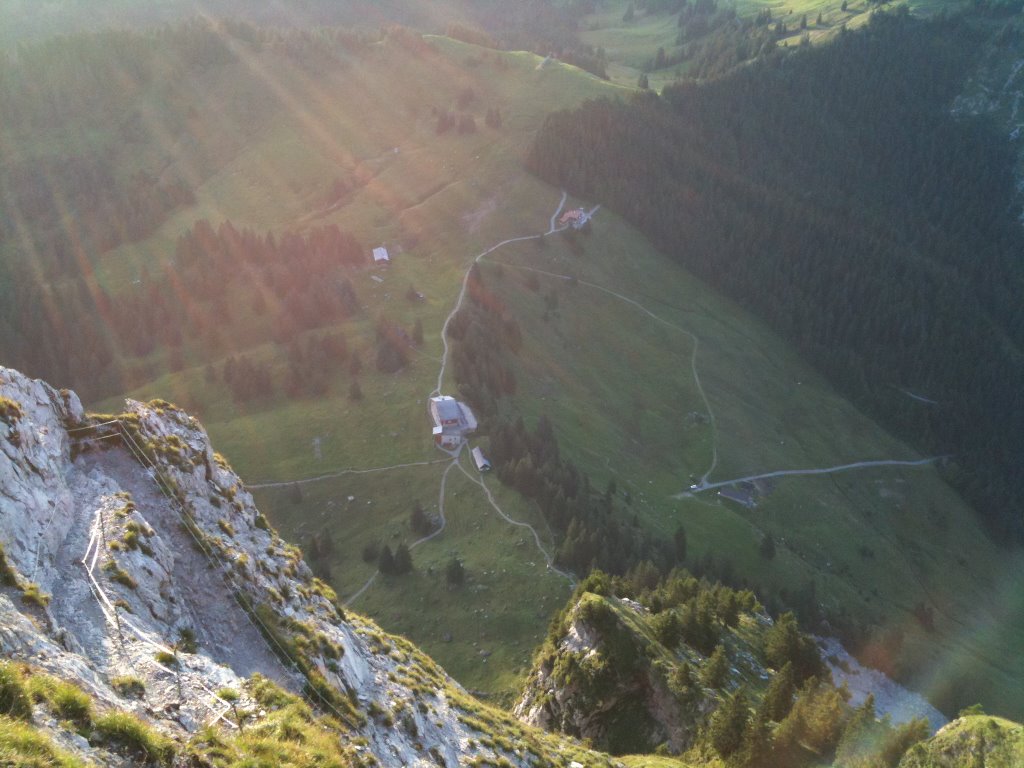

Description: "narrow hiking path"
349 191 579 605
345 457 459 605
432 192 570 397
247 458 450 489
454 457 575 586
486 263 948 502
678 457 949 497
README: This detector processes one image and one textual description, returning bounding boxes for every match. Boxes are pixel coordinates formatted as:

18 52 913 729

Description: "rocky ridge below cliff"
0 365 612 768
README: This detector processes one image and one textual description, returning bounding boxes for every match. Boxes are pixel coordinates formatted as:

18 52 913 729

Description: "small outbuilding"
372 246 390 264
472 446 492 472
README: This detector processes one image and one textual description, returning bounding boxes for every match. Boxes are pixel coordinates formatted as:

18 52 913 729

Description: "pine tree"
393 543 413 574
674 524 687 563
445 557 465 586
638 72 649 90
762 661 796 721
411 501 431 535
651 609 683 648
701 644 729 688
736 705 773 768
764 612 820 681
378 545 395 574
709 688 749 758
670 661 698 700
835 693 875 765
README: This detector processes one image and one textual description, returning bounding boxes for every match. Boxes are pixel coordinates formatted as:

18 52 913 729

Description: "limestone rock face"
898 715 1024 768
515 593 706 756
0 366 586 768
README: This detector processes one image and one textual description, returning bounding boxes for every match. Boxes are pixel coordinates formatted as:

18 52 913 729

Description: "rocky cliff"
0 366 611 767
516 588 728 756
899 715 1024 768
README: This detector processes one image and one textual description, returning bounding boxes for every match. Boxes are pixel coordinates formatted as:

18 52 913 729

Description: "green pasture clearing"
81 31 1024 713
92 34 622 478
253 452 573 702
579 0 960 90
478 208 1024 715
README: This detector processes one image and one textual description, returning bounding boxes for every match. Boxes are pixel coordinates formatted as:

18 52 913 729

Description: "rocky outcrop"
0 366 615 768
516 592 711 756
899 715 1024 768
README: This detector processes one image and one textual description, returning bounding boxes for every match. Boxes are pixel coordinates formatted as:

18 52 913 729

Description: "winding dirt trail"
678 456 948 497
247 459 450 490
483 262 720 485
484 263 948 501
349 192 579 605
345 457 460 605
432 192 569 397
454 458 575 585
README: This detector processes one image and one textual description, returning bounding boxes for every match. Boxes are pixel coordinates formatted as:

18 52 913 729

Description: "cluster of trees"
703 679 929 768
1 214 373 404
446 265 671 577
221 355 274 403
0 21 362 400
173 220 363 314
452 0 609 79
112 219 363 359
447 265 522 419
304 528 336 580
0 267 121 402
0 159 194 280
434 109 478 135
361 541 413 576
548 569 927 765
489 416 673 575
283 332 350 399
528 11 1024 543
633 0 790 81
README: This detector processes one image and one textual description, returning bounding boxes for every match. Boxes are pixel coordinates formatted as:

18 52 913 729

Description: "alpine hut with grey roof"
429 395 478 450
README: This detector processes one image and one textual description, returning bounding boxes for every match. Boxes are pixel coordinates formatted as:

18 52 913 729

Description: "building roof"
430 396 462 425
372 246 390 263
472 446 491 471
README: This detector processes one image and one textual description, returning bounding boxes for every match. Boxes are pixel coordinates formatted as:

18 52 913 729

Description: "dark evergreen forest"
527 11 1024 542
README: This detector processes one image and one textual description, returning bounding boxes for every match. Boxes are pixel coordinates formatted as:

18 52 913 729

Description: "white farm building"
429 395 477 450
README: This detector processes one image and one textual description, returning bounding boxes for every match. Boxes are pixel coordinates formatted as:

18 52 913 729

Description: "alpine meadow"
1 1 1023 767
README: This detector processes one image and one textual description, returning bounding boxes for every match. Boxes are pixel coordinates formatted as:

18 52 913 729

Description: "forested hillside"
0 21 369 401
528 10 1024 542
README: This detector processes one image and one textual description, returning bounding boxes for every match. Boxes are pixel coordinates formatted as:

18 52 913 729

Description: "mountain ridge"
0 364 614 767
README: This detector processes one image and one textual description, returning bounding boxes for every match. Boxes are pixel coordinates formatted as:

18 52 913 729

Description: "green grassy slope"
900 715 1024 767
468 212 1024 716
580 0 967 90
72 29 1022 713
